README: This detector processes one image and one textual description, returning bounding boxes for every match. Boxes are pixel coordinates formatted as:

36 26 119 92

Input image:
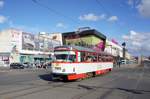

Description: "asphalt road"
0 62 150 99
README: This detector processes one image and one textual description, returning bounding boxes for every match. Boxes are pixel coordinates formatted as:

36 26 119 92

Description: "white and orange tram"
51 45 113 81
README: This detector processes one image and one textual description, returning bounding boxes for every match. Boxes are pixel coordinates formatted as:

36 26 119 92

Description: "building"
0 29 61 67
0 29 22 66
48 28 107 51
105 39 123 57
125 51 133 60
46 33 63 46
105 39 134 63
62 27 106 51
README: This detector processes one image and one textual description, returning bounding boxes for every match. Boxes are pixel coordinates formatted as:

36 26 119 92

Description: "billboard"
22 32 60 52
65 35 104 51
22 32 35 50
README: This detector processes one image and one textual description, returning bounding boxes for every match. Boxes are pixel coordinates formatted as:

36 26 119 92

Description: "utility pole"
122 42 126 60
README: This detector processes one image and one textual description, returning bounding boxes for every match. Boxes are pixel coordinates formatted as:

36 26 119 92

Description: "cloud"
8 21 40 33
122 30 150 55
127 0 141 7
128 0 150 18
128 0 134 5
0 0 4 8
79 13 106 21
0 15 7 23
107 16 118 22
99 14 106 20
137 0 150 18
56 22 66 28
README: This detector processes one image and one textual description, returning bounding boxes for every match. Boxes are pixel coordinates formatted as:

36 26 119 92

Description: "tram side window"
81 52 86 62
68 55 76 62
85 56 93 62
103 56 108 62
104 55 107 62
102 55 113 62
107 56 113 62
80 52 97 62
93 56 97 62
98 55 102 62
90 53 97 62
98 56 106 62
101 57 105 62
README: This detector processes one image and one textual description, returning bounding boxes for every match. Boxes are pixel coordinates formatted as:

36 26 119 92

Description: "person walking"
117 55 121 67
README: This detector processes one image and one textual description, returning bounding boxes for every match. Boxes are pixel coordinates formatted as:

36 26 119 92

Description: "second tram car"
51 45 113 80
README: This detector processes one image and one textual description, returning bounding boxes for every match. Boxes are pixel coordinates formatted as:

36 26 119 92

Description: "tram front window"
55 54 76 62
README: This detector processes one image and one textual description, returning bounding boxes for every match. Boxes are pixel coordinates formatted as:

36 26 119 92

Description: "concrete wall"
0 29 12 53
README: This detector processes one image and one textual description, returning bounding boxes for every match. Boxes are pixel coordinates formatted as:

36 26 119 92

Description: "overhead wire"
32 0 80 25
96 0 131 31
96 0 131 44
32 0 86 46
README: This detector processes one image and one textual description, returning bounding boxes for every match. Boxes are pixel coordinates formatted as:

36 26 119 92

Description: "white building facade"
105 40 123 57
0 29 61 67
105 39 133 60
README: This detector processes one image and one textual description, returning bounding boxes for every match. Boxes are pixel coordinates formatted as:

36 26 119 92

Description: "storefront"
0 53 10 66
20 54 34 63
33 54 51 63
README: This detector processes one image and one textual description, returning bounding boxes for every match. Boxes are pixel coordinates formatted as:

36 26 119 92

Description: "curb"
120 64 139 68
0 68 51 73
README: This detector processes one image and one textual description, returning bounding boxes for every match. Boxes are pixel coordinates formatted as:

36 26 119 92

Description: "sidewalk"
0 66 10 73
0 66 51 73
0 66 10 70
120 63 140 68
113 63 140 68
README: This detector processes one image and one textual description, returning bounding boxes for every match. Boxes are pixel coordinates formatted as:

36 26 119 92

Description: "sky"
0 0 150 56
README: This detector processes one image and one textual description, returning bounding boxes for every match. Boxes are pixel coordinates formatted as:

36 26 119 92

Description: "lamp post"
122 42 126 60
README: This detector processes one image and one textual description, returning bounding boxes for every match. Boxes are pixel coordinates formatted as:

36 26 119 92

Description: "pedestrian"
117 55 121 67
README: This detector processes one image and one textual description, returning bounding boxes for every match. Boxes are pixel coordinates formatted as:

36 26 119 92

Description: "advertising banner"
22 32 60 52
65 35 104 51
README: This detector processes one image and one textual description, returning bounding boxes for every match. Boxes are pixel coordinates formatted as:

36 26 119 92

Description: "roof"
55 45 111 55
62 29 106 40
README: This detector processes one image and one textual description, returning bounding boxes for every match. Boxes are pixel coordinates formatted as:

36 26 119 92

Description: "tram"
51 45 113 81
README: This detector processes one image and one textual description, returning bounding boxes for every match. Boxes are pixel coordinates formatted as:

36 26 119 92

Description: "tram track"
71 66 142 99
0 69 122 99
71 69 127 99
0 80 76 99
0 65 145 99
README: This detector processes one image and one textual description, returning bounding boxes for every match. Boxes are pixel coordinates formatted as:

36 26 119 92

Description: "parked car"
23 62 33 68
121 59 128 64
10 63 24 69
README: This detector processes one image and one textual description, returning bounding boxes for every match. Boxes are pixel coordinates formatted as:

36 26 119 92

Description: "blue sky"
0 0 150 56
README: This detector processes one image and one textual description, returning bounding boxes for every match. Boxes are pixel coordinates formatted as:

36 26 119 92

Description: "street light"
122 42 126 60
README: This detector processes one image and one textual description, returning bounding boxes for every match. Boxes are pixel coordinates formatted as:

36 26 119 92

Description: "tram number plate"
55 67 61 70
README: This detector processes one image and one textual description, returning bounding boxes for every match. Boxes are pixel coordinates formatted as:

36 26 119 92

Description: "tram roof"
55 45 111 55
